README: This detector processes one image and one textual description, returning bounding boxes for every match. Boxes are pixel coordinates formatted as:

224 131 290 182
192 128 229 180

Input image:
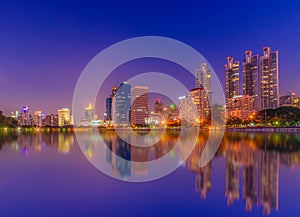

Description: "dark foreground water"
0 130 299 217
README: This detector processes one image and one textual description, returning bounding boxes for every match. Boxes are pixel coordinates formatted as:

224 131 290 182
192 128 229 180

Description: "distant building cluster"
226 46 299 120
11 106 74 127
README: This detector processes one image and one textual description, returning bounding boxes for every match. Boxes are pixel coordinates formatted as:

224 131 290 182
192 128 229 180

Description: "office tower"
178 95 196 124
195 62 212 103
33 110 43 127
225 57 240 106
106 86 118 122
111 96 116 125
259 150 279 215
58 108 71 127
130 86 149 126
116 82 131 126
154 99 163 114
279 92 299 108
43 114 58 127
190 87 210 122
84 103 94 123
242 50 260 111
19 106 32 126
260 47 279 110
105 97 112 121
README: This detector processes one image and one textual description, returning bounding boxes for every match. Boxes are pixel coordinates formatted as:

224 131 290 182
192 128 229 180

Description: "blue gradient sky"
0 0 300 115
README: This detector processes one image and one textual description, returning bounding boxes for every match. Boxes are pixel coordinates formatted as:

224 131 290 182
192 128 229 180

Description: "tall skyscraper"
178 95 196 124
195 63 212 103
260 47 279 110
105 97 112 121
19 106 32 126
106 86 118 122
242 50 260 111
130 86 149 126
58 108 71 127
111 96 116 125
33 110 43 127
154 99 163 114
84 103 94 122
190 87 210 122
225 57 240 106
116 82 131 126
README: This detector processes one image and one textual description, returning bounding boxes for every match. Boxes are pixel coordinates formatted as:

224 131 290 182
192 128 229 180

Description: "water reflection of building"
222 135 280 215
225 150 240 205
195 163 212 199
260 151 279 215
242 151 259 211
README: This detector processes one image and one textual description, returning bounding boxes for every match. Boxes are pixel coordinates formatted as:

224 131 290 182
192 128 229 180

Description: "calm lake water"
0 130 299 217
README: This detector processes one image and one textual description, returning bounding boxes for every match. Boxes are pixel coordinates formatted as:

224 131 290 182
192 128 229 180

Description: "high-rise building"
260 47 279 110
42 114 58 127
84 103 94 122
154 99 163 114
225 57 240 106
190 87 210 122
105 97 112 121
195 63 212 103
242 50 260 111
106 86 118 122
58 108 71 127
178 96 194 123
116 82 131 126
33 110 44 127
130 86 149 126
111 96 117 125
19 106 32 126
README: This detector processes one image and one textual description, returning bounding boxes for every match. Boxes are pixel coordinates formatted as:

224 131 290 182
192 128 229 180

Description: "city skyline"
1 1 300 115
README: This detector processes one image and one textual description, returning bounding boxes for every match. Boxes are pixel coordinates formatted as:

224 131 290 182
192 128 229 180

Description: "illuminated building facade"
154 99 163 114
242 50 260 111
279 92 299 108
58 108 71 127
105 86 118 122
178 95 197 124
195 62 212 103
190 87 210 122
43 114 58 127
130 86 149 126
260 47 279 110
84 103 94 122
19 106 32 126
33 110 44 127
225 57 240 106
116 82 131 126
227 95 255 120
